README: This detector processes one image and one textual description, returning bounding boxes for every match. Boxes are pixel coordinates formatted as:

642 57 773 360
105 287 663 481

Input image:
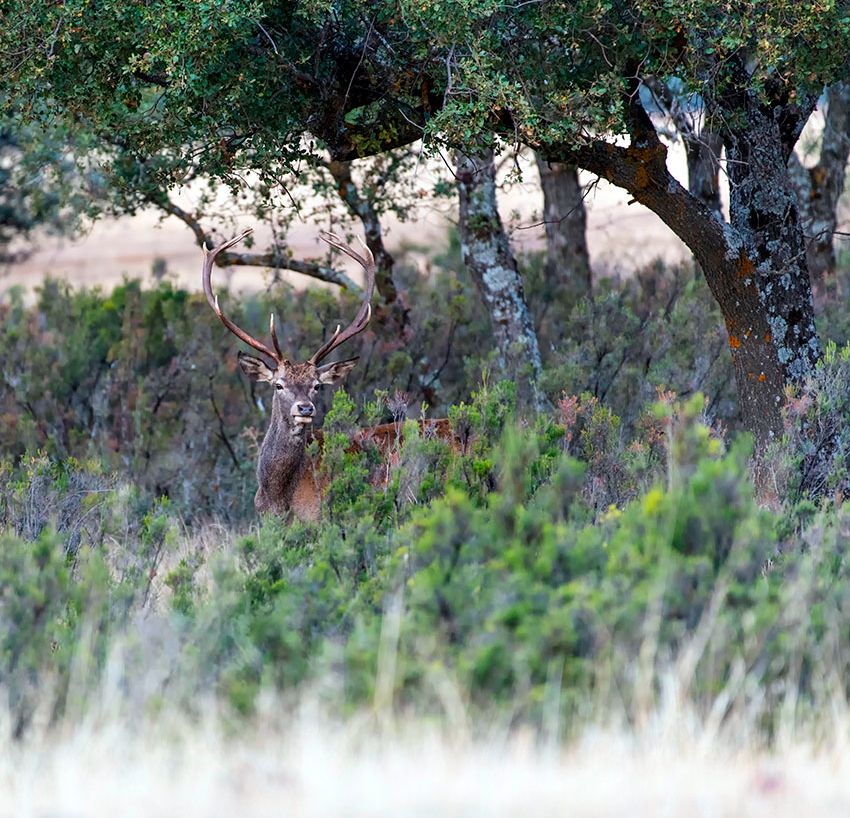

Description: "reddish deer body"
202 231 454 520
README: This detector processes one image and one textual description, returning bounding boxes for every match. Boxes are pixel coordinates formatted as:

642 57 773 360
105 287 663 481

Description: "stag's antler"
308 232 376 365
202 228 285 363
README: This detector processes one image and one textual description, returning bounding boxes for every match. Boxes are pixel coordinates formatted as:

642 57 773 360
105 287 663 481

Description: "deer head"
202 229 376 439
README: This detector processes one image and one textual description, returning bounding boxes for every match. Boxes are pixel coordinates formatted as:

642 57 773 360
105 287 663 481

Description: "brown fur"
275 419 460 521
239 353 459 520
204 230 414 520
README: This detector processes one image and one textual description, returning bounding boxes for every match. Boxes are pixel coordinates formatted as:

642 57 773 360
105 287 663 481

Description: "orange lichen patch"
764 333 772 344
758 373 766 382
729 335 741 349
737 255 755 279
625 143 665 163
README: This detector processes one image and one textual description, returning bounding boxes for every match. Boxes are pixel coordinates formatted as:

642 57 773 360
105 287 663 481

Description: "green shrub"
0 253 741 525
4 255 850 740
773 341 850 505
0 527 132 735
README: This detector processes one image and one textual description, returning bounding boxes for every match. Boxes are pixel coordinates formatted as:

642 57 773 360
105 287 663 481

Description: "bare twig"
209 376 241 470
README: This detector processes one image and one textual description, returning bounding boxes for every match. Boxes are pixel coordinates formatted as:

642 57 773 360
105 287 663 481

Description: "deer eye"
275 382 284 391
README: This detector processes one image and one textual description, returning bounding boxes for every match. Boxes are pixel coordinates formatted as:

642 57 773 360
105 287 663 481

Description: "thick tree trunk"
543 92 819 455
455 149 546 412
723 99 820 438
787 82 850 303
686 130 723 217
533 153 592 298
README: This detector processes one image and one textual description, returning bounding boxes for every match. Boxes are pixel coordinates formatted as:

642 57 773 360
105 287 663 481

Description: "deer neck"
256 410 317 514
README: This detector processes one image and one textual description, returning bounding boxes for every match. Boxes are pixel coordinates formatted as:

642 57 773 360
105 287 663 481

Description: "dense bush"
0 377 849 738
3 250 850 740
0 244 738 524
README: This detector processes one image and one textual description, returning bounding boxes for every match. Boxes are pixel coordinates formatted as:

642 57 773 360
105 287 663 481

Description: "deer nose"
294 402 315 417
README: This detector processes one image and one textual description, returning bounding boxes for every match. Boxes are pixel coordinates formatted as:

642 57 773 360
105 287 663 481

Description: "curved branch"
323 158 413 343
539 130 736 293
326 159 397 294
156 198 362 292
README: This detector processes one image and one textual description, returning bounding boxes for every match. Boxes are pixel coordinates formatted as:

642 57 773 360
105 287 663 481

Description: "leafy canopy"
4 0 849 168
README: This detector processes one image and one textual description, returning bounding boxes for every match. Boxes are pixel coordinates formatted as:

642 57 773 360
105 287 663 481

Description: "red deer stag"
202 230 454 520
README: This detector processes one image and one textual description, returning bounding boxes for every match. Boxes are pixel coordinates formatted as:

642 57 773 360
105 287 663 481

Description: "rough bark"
540 91 819 453
724 97 820 367
686 130 723 217
787 82 850 302
455 149 546 412
533 153 592 298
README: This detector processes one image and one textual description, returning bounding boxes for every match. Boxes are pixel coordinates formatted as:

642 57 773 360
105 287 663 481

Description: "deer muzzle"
291 402 315 425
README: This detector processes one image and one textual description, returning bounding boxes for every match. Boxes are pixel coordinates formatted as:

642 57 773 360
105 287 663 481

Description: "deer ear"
316 357 359 385
238 351 276 383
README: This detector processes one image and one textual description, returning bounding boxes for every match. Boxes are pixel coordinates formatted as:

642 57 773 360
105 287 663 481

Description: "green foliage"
0 121 80 260
538 263 735 436
0 262 848 739
4 0 847 231
0 258 481 522
3 0 850 747
2 372 849 739
769 340 850 505
0 252 738 525
0 527 131 735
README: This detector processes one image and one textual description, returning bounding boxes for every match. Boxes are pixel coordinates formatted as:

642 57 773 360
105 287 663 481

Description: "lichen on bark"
455 148 546 412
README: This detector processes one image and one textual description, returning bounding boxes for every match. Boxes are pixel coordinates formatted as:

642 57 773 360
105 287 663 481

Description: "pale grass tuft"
3 694 850 817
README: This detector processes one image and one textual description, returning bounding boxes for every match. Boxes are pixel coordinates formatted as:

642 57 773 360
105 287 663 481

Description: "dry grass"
3 693 850 817
4 522 850 816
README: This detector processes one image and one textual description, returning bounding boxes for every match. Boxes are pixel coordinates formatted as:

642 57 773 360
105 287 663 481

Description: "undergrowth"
3 253 850 741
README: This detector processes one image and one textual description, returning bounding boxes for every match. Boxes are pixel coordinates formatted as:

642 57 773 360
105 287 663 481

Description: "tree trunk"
327 159 412 345
787 81 850 303
723 98 820 440
686 129 723 217
534 153 592 298
543 91 819 455
455 149 546 412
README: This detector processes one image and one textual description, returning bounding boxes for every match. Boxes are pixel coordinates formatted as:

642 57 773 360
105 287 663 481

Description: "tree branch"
535 122 744 320
326 158 397 292
155 198 362 292
132 70 169 88
642 76 696 140
324 157 412 341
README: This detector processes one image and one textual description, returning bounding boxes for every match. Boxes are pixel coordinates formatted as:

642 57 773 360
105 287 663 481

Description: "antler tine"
269 313 284 360
308 233 377 365
319 231 372 270
201 228 282 363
